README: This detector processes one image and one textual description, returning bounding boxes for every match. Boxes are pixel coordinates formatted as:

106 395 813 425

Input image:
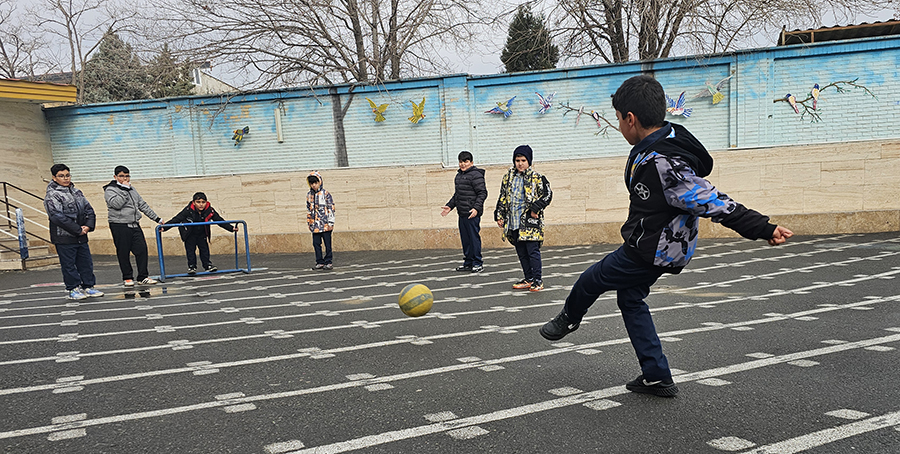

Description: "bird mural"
232 126 249 146
811 84 820 110
691 75 732 105
536 92 555 114
485 96 516 118
590 111 602 127
785 94 800 113
408 97 426 124
665 92 692 117
575 106 585 126
366 98 389 122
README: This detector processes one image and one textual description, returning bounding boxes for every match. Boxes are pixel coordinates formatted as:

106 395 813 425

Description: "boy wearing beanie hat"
494 145 552 291
163 192 237 275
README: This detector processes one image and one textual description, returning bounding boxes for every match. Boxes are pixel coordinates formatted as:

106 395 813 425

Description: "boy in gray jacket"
104 165 164 286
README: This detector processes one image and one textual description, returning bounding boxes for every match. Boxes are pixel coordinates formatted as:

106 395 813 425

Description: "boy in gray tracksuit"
104 165 164 286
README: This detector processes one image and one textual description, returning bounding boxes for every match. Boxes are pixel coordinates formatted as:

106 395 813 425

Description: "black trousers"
184 234 212 269
109 223 150 281
312 231 333 265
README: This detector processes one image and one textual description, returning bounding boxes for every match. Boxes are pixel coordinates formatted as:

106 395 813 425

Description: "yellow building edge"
0 79 77 103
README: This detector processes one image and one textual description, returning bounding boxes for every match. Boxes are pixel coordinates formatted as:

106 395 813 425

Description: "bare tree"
144 0 488 88
552 0 898 64
0 0 47 78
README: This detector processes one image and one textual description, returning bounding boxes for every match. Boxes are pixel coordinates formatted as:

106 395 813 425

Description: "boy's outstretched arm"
768 226 793 246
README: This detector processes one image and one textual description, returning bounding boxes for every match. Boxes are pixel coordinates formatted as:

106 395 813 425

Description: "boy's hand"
440 206 451 217
496 219 504 228
232 226 239 232
468 208 478 219
768 226 793 246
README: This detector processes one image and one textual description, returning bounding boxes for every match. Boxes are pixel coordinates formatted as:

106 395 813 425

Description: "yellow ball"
398 283 434 317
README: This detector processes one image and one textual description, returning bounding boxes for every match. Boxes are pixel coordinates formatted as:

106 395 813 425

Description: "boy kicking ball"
540 75 793 397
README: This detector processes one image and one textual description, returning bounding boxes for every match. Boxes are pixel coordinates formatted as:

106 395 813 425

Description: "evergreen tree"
500 5 559 73
80 30 149 103
147 44 196 99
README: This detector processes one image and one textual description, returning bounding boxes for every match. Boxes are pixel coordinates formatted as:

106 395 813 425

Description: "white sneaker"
139 277 158 285
67 289 88 300
124 279 135 287
83 288 104 298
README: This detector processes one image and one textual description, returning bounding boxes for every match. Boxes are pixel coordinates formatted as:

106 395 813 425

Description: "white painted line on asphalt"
264 440 306 453
863 345 895 351
696 378 731 387
583 399 622 411
423 411 457 423
548 387 583 396
447 426 489 440
47 429 86 441
825 409 870 420
708 436 756 451
738 409 900 454
745 353 773 359
786 360 819 367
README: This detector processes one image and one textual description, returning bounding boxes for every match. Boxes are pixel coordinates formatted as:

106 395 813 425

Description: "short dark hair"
114 165 129 175
192 192 207 201
50 164 69 176
307 175 319 185
457 151 473 162
612 75 666 129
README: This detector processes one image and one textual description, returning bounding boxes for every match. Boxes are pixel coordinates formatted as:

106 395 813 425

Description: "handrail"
7 196 47 217
1 182 53 254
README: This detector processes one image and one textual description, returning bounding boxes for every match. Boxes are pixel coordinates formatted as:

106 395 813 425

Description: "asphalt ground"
1 232 899 453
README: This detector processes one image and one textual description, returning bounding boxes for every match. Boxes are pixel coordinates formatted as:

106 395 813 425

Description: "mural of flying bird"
485 96 516 118
366 98 389 122
785 94 799 113
232 126 249 146
590 111 602 127
666 92 692 117
811 84 820 110
535 92 555 114
691 75 732 105
408 97 426 124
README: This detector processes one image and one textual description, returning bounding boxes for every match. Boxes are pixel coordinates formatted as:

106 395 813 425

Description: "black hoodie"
620 123 776 273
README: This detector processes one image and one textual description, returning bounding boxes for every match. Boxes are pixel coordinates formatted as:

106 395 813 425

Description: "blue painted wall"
44 35 900 181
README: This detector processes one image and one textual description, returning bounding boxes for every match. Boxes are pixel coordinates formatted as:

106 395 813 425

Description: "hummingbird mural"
485 96 517 118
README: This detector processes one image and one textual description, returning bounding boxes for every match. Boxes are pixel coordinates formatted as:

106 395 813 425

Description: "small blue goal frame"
155 220 251 282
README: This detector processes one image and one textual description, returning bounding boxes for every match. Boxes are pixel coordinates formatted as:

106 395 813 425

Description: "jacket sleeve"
660 157 776 240
211 210 234 231
530 175 552 213
105 187 128 210
472 171 488 216
45 195 82 236
494 173 510 221
84 199 96 231
325 192 335 224
135 192 161 222
163 207 189 230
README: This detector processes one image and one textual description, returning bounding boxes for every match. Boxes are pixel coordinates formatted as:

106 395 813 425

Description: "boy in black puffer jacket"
163 192 237 274
441 151 488 273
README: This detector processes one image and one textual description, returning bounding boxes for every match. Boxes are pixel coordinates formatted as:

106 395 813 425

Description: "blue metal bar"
155 220 250 282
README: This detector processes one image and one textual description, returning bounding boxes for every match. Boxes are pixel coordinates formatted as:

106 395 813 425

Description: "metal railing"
1 182 51 266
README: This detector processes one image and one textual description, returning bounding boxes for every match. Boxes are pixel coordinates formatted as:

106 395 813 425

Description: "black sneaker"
455 265 472 272
539 310 580 341
323 264 333 270
625 375 679 397
187 266 197 275
206 265 218 272
471 265 484 273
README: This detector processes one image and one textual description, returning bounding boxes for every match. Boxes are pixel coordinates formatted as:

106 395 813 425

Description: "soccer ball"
398 283 434 317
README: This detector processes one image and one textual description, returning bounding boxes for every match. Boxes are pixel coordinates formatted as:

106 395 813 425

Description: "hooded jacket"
494 148 552 243
446 166 487 217
44 180 96 244
103 180 161 227
307 171 335 233
164 201 233 241
621 122 776 273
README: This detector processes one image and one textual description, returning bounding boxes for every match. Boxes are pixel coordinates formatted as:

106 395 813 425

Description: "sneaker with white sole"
139 277 158 285
205 265 217 272
625 374 679 397
83 288 104 298
124 279 135 287
187 266 197 275
67 289 88 300
539 310 580 340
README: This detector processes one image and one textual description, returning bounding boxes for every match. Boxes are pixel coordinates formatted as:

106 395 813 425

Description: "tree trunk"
329 87 355 167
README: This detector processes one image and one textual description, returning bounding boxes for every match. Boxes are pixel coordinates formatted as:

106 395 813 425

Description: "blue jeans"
56 243 96 291
514 238 541 281
313 231 333 265
563 246 671 381
458 215 482 267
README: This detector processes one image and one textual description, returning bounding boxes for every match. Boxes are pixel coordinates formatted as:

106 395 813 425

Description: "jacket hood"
307 171 323 189
649 123 714 177
459 166 485 177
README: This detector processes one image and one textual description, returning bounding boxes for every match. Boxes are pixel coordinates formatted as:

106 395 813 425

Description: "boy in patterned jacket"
540 75 793 397
307 171 335 270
